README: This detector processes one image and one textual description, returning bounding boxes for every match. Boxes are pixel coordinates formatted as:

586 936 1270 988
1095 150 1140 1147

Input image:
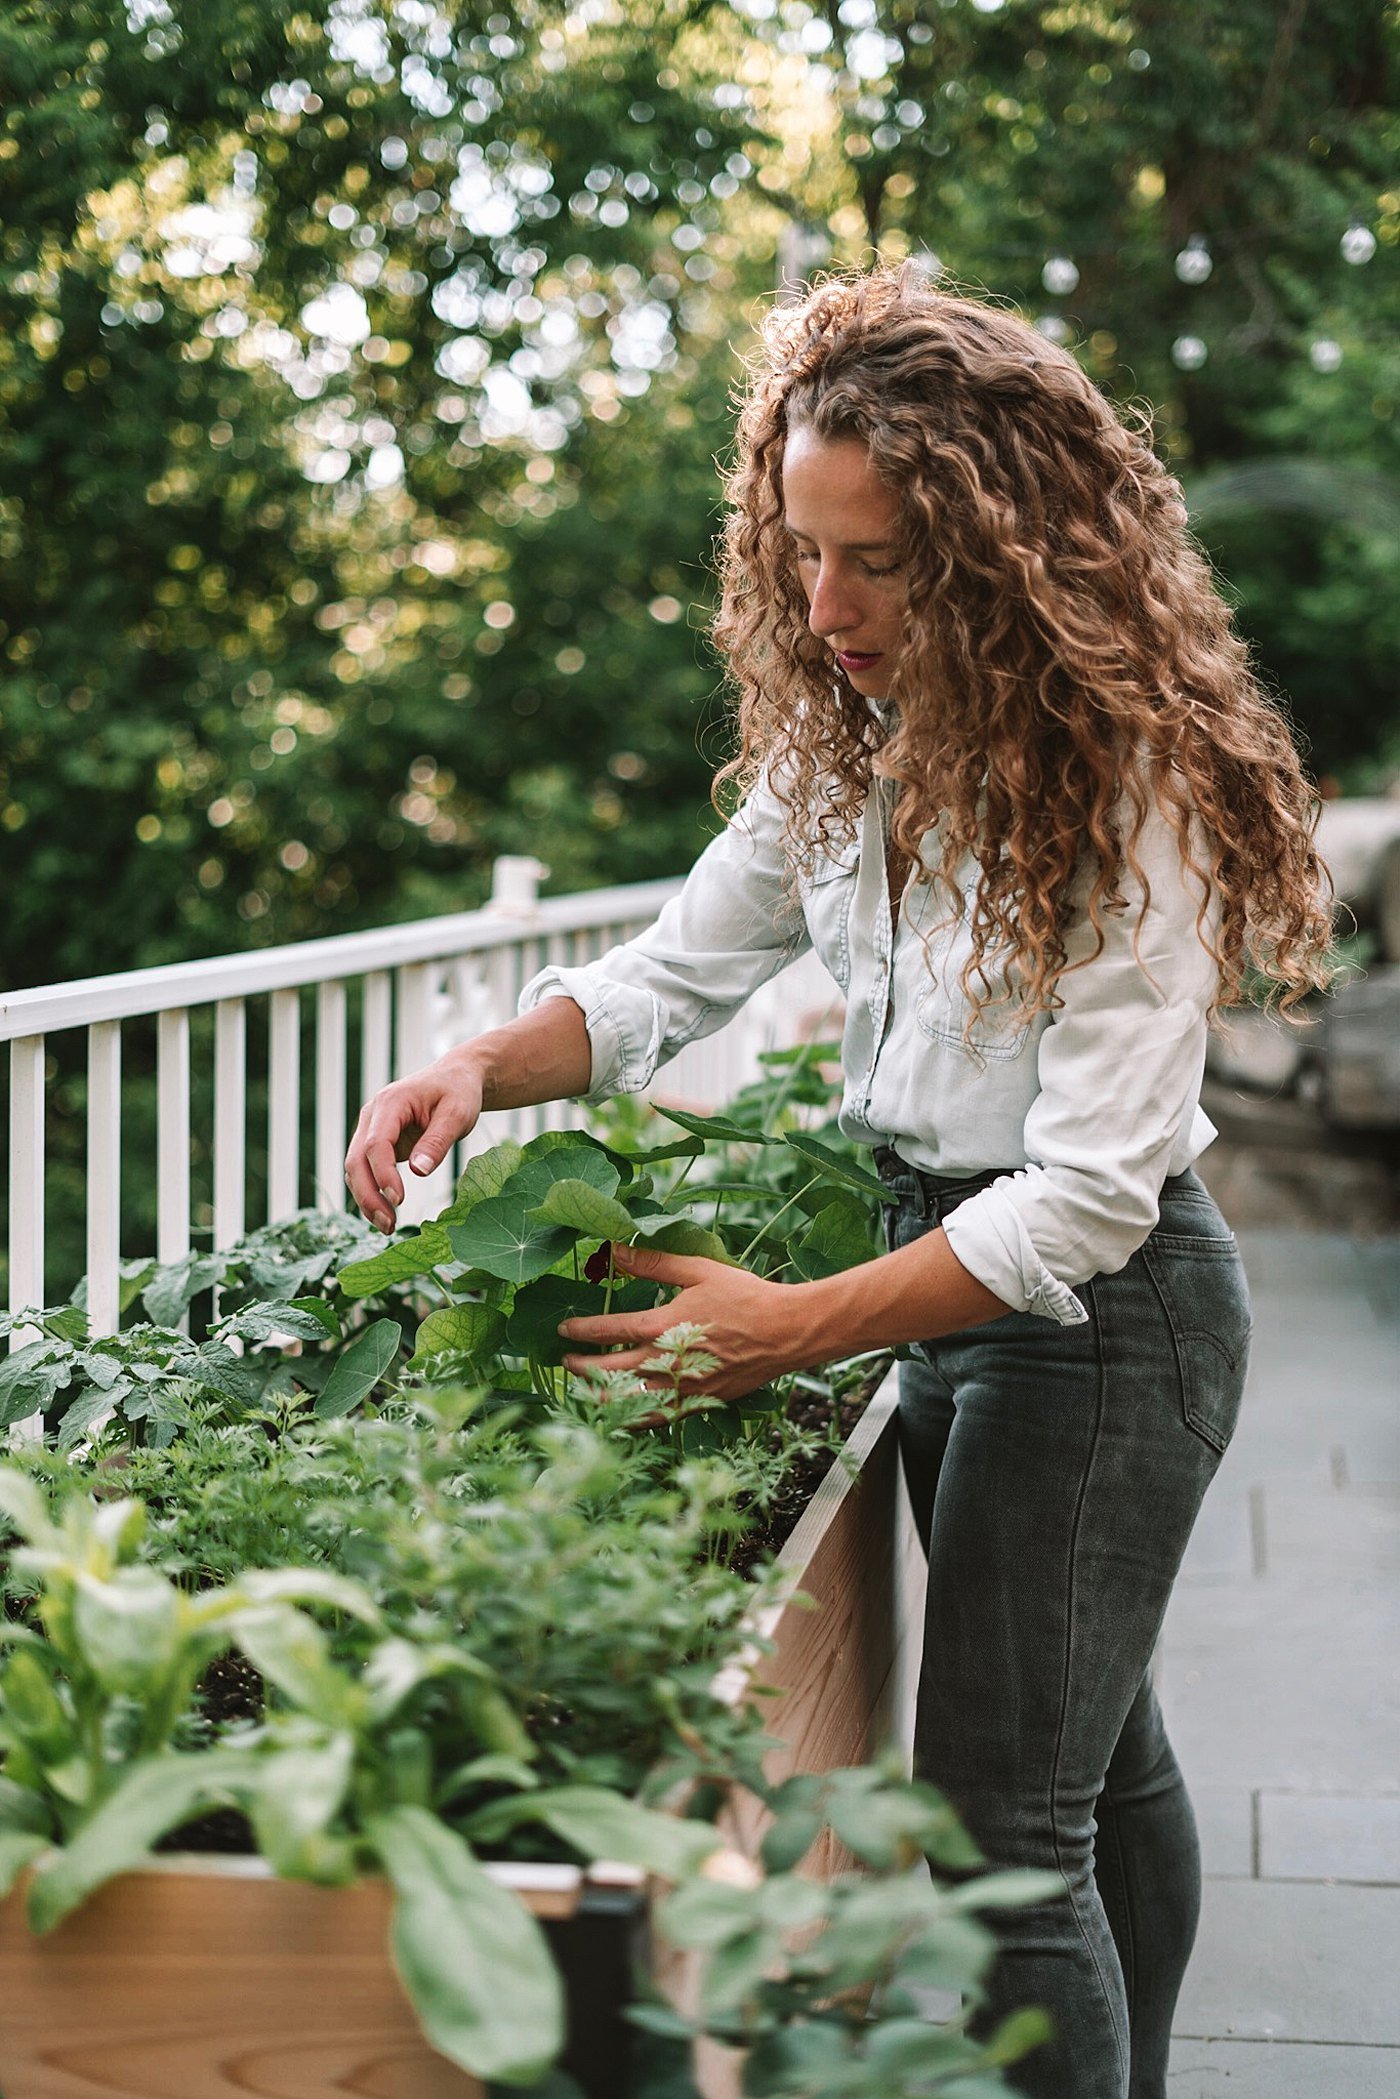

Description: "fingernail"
557 1322 574 1339
411 1152 432 1175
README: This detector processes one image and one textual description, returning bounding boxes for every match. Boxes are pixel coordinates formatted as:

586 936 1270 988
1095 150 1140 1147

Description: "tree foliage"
1 0 1397 996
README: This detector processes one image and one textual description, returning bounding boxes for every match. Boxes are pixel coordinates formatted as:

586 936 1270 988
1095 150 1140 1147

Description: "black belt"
871 1146 1014 1223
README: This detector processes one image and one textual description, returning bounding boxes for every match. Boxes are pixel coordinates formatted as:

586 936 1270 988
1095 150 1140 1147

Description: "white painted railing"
3 858 840 1342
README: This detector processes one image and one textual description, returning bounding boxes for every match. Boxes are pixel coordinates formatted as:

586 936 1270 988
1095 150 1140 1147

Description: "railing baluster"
315 980 348 1212
267 988 301 1223
8 1035 45 1345
213 999 246 1251
394 962 449 1224
361 970 391 1103
157 1008 191 1275
87 1021 122 1337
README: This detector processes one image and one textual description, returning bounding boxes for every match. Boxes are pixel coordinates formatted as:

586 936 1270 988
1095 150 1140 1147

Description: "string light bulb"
1171 334 1208 370
1309 338 1343 372
1041 255 1079 295
1341 223 1376 265
1174 237 1213 284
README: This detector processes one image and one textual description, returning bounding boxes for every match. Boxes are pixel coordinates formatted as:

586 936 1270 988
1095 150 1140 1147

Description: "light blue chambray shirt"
517 771 1220 1326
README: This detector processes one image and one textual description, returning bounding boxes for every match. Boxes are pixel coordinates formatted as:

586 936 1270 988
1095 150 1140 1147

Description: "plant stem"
737 1177 821 1267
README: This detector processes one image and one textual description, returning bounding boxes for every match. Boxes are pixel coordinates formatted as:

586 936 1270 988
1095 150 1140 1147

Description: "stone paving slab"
1164 1231 1400 2087
1167 2038 1400 2096
1173 1881 1400 2046
1163 1573 1400 1793
1191 1784 1254 1879
1259 1791 1400 1886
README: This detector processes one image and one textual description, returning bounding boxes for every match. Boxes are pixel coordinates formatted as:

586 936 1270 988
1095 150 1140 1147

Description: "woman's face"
781 427 906 698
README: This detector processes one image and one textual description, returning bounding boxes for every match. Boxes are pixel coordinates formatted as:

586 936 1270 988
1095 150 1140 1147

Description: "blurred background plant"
1 0 1396 993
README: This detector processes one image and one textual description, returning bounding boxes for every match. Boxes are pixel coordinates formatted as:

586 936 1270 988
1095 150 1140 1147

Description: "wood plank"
0 1862 587 2099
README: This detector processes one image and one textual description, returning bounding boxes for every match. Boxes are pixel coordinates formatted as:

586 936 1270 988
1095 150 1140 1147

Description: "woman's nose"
806 564 859 639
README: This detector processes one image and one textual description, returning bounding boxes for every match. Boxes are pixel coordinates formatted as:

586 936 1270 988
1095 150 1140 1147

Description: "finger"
557 1312 665 1348
611 1242 721 1287
404 1103 473 1177
563 1348 656 1376
345 1122 397 1232
363 1138 407 1213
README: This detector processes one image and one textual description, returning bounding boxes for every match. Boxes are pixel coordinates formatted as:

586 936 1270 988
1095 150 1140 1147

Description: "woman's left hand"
557 1242 821 1403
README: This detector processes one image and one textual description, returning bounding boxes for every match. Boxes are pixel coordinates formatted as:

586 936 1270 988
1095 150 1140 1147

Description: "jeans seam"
1049 1274 1132 2090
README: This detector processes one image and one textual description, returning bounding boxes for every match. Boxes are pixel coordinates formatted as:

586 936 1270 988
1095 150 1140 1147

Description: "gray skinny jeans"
878 1154 1251 2099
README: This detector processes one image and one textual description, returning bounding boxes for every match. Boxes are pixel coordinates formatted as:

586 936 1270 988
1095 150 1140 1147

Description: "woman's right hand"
344 1050 484 1233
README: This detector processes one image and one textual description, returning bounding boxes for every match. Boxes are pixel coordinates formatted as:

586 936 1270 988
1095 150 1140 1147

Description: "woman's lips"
837 650 882 672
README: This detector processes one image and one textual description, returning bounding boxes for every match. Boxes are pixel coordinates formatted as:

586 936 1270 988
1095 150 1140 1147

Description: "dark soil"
721 1375 877 1581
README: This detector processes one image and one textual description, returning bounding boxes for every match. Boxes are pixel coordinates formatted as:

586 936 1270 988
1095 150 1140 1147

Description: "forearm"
787 1224 1011 1363
449 995 593 1113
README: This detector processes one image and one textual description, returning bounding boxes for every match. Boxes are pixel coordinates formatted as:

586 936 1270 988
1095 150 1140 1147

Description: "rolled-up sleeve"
518 780 807 1103
942 799 1220 1324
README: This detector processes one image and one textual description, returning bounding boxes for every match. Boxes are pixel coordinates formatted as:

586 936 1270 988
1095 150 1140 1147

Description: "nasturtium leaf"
440 1141 526 1222
447 1202 575 1285
504 1278 656 1366
313 1318 401 1418
782 1131 896 1202
528 1180 636 1242
634 1220 735 1264
409 1301 505 1368
520 1126 624 1173
652 1104 776 1145
336 1223 454 1298
600 1133 705 1172
788 1200 877 1281
370 1804 562 2085
500 1145 620 1211
287 1296 342 1339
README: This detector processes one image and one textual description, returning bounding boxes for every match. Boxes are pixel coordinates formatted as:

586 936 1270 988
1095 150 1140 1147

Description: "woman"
345 266 1332 2098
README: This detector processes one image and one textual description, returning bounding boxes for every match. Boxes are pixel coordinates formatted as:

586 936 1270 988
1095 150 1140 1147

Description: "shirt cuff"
943 1185 1090 1328
517 962 663 1104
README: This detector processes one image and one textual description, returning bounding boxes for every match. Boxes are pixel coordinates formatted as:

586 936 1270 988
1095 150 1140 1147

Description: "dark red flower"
583 1242 613 1283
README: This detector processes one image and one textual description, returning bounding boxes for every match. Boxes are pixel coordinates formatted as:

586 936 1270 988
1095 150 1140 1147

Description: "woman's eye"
862 562 901 578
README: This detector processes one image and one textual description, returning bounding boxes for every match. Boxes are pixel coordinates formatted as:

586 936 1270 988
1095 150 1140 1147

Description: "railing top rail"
0 877 682 1041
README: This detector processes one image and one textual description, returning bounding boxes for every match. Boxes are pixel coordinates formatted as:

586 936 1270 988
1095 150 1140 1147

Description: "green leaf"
26 1750 259 1932
946 1867 1065 1913
216 1299 339 1346
440 1141 527 1222
233 1568 382 1626
370 1804 563 2086
600 1134 704 1172
72 1569 181 1695
409 1300 506 1369
0 1467 54 1545
231 1604 360 1729
0 1832 48 1901
335 1222 455 1298
652 1105 775 1145
464 1786 718 1880
634 1219 734 1263
501 1145 620 1210
787 1199 876 1281
527 1180 636 1242
503 1276 605 1367
447 1201 575 1285
313 1318 401 1418
782 1132 896 1203
288 1295 342 1340
248 1733 355 1881
44 1304 90 1344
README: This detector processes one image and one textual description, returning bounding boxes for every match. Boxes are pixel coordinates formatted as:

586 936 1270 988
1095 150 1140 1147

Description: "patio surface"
1161 1228 1400 2096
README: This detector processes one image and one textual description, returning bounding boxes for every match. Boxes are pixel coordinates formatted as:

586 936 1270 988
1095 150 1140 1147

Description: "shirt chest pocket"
908 877 1033 1062
801 843 860 993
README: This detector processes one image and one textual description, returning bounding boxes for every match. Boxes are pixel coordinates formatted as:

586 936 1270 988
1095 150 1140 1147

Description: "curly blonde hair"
713 264 1334 1020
